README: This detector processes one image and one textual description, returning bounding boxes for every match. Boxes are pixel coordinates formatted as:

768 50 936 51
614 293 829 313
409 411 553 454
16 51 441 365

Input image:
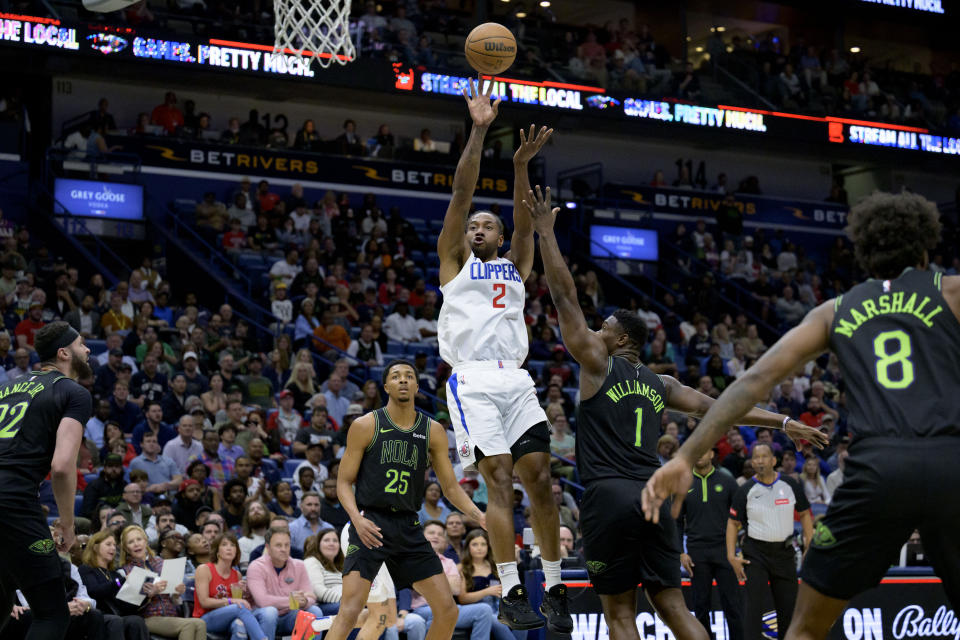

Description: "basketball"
464 23 517 75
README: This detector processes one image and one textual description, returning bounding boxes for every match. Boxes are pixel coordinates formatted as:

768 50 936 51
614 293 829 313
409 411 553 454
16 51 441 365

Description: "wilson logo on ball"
484 42 515 52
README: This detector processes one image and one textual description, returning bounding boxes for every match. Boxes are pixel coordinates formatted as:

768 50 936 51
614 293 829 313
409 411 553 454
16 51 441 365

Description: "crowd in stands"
58 0 960 132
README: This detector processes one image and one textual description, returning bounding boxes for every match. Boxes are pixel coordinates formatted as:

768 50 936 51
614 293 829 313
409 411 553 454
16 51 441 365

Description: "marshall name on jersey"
439 256 528 365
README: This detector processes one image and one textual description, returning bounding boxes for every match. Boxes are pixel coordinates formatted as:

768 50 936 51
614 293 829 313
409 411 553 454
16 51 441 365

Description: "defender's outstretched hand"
514 125 554 164
522 185 560 235
462 76 501 128
784 419 830 450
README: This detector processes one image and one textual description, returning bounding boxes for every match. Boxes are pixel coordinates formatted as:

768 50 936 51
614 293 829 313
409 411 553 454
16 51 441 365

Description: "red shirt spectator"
150 91 184 134
15 304 45 347
257 180 281 213
799 397 827 428
222 226 246 251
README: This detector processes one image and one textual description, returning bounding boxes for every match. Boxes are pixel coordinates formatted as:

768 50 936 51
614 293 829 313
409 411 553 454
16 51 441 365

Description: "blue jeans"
404 603 492 640
201 604 274 640
277 605 323 635
318 602 340 615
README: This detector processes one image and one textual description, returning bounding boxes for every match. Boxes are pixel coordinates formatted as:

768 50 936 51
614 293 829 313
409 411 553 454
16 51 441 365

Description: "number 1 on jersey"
492 283 506 308
634 408 643 447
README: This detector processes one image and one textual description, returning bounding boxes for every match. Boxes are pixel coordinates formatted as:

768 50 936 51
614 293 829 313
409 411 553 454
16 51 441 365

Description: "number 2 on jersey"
492 283 506 309
385 469 410 495
634 408 643 447
0 401 29 439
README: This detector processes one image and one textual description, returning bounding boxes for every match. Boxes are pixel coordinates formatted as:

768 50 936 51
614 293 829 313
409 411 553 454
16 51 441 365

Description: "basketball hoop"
273 0 355 69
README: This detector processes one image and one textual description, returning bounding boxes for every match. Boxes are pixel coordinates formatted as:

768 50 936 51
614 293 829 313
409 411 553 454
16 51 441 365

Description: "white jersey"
438 255 528 365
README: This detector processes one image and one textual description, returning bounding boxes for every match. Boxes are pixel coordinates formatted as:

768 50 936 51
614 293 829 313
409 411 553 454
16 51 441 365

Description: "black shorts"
0 494 62 591
580 478 681 595
343 508 443 591
801 437 960 602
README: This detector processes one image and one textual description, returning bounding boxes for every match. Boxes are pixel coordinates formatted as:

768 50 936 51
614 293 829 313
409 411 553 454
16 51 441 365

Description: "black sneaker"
540 583 574 634
498 585 545 630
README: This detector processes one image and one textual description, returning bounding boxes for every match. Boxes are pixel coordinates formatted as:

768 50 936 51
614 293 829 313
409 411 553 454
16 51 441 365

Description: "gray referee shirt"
729 473 810 542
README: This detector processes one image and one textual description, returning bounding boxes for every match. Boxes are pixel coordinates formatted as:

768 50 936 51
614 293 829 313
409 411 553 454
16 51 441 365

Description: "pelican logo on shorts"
29 538 55 555
586 560 608 575
812 521 837 547
346 544 359 556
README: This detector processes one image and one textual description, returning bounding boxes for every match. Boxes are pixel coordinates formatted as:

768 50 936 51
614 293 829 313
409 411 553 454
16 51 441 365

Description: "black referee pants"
688 546 745 640
743 538 797 640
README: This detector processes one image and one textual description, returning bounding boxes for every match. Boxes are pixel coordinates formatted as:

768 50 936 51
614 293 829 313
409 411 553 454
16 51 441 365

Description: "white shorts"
341 523 396 603
446 361 550 470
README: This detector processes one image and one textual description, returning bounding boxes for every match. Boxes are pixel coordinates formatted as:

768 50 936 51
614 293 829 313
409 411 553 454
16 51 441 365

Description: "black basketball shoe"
498 585 545 630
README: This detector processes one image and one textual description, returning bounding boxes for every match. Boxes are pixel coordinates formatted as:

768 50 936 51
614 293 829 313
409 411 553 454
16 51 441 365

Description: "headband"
38 326 80 362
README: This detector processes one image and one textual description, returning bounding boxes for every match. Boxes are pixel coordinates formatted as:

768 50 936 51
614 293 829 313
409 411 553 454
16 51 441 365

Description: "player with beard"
0 321 94 639
436 78 565 631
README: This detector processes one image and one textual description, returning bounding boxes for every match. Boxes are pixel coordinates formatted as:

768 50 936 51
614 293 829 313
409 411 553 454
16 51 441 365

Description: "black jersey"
354 407 431 513
0 370 92 495
575 356 666 484
829 269 960 440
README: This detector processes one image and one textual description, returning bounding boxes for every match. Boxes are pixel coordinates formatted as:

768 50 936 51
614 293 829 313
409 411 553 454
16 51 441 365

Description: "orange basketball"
464 23 517 75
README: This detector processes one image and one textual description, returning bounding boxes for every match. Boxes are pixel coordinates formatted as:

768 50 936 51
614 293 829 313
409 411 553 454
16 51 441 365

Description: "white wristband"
781 416 790 431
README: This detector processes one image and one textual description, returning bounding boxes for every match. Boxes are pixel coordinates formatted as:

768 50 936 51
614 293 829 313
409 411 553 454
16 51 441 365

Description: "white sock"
542 558 562 589
497 561 521 593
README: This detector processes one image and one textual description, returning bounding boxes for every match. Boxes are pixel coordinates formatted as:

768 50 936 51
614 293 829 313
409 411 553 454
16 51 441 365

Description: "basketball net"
273 0 355 69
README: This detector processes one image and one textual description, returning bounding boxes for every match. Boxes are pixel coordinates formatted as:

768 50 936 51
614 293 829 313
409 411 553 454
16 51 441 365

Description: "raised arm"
437 78 501 286
523 186 607 381
660 375 829 449
507 125 553 281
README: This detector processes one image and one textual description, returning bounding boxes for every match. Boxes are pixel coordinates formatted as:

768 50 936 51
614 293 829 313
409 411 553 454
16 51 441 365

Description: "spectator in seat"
119 525 205 639
149 91 183 134
193 531 277 639
160 373 188 425
132 401 175 454
293 298 321 349
319 476 348 530
66 294 101 339
294 119 320 151
322 374 351 425
289 491 332 553
721 430 749 477
312 310 351 356
117 482 152 527
108 381 141 433
675 62 701 100
544 345 575 385
284 363 319 414
269 249 302 289
269 389 304 447
413 128 437 152
14 301 44 350
247 214 279 252
293 405 335 457
220 479 249 534
248 527 325 635
456 530 517 640
774 286 806 327
86 399 112 449
200 427 234 490
78 529 152 640
304 528 344 614
81 452 127 518
197 192 229 231
778 64 804 106
130 431 183 496
131 353 168 406
801 456 831 506
402 521 498 640
335 119 366 156
384 301 419 344
347 323 383 368
271 282 293 326
238 501 273 569
162 414 204 474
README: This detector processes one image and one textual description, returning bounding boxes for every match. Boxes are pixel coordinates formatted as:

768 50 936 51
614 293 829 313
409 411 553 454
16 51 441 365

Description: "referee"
0 322 93 639
727 443 812 640
679 449 744 640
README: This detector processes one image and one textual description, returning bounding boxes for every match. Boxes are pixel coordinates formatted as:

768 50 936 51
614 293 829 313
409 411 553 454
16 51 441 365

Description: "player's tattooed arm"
524 186 607 379
509 125 553 281
336 413 383 548
438 77 501 283
428 421 485 528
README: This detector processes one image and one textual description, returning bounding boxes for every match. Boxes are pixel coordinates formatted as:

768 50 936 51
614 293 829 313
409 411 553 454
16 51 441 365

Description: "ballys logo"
893 605 960 640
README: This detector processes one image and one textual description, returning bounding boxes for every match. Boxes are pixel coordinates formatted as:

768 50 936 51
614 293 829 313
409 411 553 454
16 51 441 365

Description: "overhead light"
716 26 726 32
710 27 716 32
516 10 526 17
565 201 577 209
500 0 509 2
849 46 861 53
539 0 550 5
686 36 692 42
695 46 704 52
726 45 734 52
